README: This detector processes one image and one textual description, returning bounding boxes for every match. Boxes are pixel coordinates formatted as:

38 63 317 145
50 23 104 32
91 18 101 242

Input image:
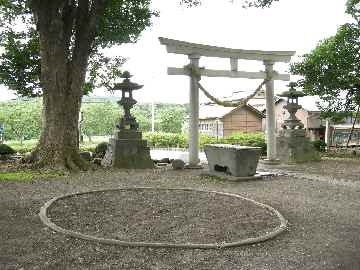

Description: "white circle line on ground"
39 187 288 249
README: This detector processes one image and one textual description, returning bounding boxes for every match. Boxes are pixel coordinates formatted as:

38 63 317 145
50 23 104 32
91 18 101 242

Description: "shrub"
0 144 16 155
142 131 266 154
224 132 266 154
199 134 222 149
94 142 109 158
312 140 326 152
144 132 187 148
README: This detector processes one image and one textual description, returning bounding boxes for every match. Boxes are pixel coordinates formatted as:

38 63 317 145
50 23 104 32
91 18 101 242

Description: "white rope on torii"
184 63 272 108
159 37 295 167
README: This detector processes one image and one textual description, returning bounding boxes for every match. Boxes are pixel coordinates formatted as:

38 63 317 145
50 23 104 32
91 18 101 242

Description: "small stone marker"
172 159 185 170
101 145 113 167
79 151 92 161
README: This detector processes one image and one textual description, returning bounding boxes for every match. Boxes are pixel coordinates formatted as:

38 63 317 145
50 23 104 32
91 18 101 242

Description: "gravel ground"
1 159 360 269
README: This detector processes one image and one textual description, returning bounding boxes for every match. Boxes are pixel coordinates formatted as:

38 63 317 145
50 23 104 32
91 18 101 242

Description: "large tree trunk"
27 0 100 171
29 50 89 170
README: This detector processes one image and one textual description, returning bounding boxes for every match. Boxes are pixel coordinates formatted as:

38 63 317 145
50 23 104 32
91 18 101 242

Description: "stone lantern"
275 82 320 164
113 71 142 130
101 71 153 169
278 82 305 130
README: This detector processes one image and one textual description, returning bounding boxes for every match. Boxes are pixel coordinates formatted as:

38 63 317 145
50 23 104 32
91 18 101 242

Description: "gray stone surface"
171 159 185 170
276 129 320 164
79 151 92 161
101 144 113 167
110 130 153 169
204 144 261 177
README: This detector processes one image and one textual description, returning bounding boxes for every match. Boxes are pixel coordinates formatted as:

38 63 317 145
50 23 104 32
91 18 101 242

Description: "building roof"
247 97 285 112
199 103 264 120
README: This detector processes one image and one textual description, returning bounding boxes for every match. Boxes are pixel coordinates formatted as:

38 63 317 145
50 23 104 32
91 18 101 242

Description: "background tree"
132 103 153 132
0 98 42 143
291 0 360 146
291 23 360 116
157 105 187 133
0 0 277 170
81 101 119 141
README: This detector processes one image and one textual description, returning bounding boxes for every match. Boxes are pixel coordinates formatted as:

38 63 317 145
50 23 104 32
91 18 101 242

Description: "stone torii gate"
159 37 295 167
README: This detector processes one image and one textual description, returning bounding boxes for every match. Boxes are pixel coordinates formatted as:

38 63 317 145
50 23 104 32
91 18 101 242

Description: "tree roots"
21 146 90 172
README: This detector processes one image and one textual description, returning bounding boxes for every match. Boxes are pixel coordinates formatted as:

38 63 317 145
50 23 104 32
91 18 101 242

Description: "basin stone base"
276 129 320 164
204 144 262 177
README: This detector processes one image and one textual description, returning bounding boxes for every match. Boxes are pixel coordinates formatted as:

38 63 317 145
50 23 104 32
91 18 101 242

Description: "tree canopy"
0 0 156 97
291 1 360 119
291 23 360 116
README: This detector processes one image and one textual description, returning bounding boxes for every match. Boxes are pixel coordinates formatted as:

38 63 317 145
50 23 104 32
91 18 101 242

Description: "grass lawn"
0 170 64 182
5 136 111 154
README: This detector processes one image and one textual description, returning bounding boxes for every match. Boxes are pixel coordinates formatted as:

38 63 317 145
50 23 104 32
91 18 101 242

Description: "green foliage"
312 140 327 152
0 170 64 182
96 0 157 48
180 0 278 8
0 99 189 142
144 131 266 153
0 143 16 155
346 0 360 21
94 142 109 158
199 133 219 149
291 22 360 118
144 132 188 148
0 30 41 97
81 101 119 139
0 0 156 97
157 105 186 133
0 98 42 142
86 54 126 94
6 138 37 154
132 103 152 132
224 132 266 150
200 132 266 154
242 0 279 8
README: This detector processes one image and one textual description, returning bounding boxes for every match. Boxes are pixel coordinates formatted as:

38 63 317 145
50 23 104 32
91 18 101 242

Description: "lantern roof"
112 71 143 91
278 82 306 98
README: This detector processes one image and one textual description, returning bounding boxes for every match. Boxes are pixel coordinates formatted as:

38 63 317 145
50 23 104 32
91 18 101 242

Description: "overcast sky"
0 0 352 103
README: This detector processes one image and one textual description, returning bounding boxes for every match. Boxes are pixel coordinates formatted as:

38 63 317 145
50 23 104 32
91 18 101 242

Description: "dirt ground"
1 158 360 270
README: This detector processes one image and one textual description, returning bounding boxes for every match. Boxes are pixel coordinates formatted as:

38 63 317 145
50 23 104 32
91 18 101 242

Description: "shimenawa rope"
184 64 272 108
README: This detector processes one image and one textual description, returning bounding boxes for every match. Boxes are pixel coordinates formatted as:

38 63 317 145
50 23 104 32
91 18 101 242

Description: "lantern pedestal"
276 129 320 164
108 129 153 169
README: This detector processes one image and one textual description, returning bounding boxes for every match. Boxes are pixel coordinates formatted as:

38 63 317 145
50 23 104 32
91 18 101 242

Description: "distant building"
247 92 326 140
197 89 326 140
198 103 264 137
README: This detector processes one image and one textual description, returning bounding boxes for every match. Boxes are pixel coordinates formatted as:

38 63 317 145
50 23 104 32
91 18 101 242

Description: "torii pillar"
188 55 201 167
263 60 278 164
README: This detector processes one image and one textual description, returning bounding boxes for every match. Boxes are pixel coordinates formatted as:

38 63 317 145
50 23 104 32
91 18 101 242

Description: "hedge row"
5 132 267 155
144 132 266 154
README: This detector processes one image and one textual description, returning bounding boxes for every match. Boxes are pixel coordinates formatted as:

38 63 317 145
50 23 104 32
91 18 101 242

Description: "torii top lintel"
159 37 295 63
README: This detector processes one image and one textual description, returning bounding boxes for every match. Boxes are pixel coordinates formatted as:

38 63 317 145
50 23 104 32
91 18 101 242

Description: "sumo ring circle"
39 187 287 249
